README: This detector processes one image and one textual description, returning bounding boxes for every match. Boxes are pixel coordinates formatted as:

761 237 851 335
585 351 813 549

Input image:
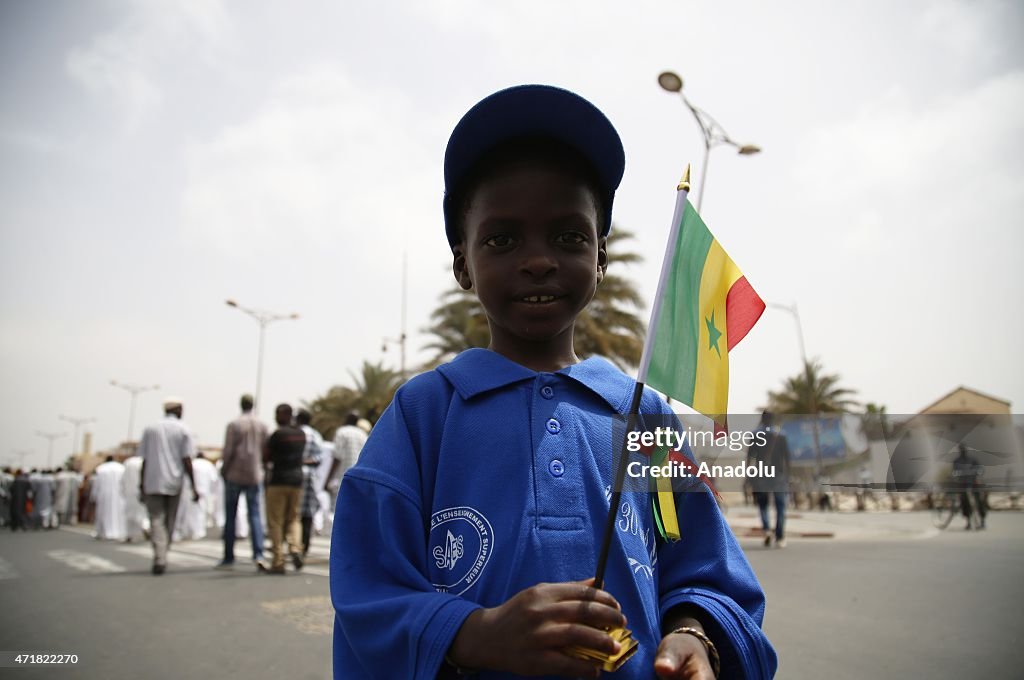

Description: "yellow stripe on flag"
656 476 680 541
692 240 743 421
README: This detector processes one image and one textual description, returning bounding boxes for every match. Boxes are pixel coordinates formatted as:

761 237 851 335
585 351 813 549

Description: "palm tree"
422 287 490 361
422 226 646 369
862 402 893 440
765 359 859 414
305 361 403 437
350 360 404 418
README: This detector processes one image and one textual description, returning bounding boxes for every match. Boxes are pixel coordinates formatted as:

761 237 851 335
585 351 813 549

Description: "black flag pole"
593 381 645 589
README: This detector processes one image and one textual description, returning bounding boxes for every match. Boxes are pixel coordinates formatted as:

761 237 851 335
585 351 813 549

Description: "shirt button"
546 418 561 434
549 460 565 477
540 386 555 399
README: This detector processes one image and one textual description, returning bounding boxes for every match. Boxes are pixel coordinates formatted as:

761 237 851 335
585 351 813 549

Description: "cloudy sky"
1 0 1021 467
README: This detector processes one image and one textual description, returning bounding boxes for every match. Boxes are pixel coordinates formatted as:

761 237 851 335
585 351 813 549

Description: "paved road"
740 511 1024 679
0 527 332 680
1 512 1022 679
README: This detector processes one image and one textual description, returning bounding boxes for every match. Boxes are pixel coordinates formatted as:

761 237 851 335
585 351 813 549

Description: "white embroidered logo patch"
434 530 465 570
429 506 493 595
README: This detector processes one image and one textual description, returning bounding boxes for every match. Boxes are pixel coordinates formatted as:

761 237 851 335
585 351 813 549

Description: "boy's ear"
452 244 473 290
596 236 608 284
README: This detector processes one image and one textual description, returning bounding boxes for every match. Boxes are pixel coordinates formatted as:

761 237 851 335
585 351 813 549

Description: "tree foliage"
765 359 860 414
862 402 893 440
304 361 403 438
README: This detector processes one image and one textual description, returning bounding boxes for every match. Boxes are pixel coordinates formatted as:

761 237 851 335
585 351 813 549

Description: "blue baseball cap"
443 84 625 249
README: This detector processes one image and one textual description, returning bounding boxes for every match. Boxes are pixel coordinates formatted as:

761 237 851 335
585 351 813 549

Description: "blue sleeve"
330 376 481 680
644 392 778 679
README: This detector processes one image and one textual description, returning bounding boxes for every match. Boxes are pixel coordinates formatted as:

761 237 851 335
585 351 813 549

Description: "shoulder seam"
344 467 424 514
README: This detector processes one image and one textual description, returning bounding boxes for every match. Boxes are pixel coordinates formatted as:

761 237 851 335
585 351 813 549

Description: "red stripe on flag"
725 276 765 351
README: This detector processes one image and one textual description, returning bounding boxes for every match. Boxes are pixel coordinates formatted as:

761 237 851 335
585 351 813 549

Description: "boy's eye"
554 231 587 245
483 234 514 248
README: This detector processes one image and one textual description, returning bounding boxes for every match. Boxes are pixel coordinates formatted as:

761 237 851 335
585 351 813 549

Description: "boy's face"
453 160 607 362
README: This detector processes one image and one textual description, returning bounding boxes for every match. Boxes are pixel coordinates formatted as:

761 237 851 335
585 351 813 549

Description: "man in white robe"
313 442 334 534
175 453 218 540
193 453 218 531
121 456 149 541
33 470 57 529
54 467 77 526
91 456 126 540
212 459 226 530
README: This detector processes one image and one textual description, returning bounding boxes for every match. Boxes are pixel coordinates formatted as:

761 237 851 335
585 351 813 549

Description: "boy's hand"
448 578 625 678
654 632 715 679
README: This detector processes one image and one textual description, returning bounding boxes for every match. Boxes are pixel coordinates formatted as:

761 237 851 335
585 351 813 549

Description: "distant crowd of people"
1 394 371 576
0 466 86 531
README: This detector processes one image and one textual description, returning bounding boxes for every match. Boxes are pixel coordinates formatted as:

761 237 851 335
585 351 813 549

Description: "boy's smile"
453 161 608 372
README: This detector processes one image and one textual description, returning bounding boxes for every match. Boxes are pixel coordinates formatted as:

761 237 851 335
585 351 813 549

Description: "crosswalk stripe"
47 549 127 573
58 525 334 575
117 544 215 567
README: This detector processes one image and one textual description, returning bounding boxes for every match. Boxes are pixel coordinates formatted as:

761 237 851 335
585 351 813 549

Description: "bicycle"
931 490 980 530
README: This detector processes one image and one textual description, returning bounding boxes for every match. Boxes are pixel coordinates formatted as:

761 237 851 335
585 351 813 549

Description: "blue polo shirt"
330 349 776 679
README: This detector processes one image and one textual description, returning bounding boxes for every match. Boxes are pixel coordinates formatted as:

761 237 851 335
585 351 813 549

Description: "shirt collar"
436 348 636 413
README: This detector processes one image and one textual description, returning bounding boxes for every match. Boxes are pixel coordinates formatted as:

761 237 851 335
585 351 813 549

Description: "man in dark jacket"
747 412 792 548
261 403 306 574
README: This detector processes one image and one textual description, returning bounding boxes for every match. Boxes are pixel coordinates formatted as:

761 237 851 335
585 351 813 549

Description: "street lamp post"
657 70 760 212
35 431 68 469
110 381 160 444
58 415 96 461
9 449 32 470
381 251 409 380
226 299 300 415
767 302 823 474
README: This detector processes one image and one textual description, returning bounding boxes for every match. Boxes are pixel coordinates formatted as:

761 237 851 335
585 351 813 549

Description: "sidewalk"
720 495 943 542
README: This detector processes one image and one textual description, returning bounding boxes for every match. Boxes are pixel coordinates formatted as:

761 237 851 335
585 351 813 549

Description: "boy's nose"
519 245 558 278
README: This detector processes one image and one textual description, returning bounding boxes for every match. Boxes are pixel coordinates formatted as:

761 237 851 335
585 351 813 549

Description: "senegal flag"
638 180 764 429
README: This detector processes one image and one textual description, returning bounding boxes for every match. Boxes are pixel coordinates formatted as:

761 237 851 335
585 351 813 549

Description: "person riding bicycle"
951 444 987 530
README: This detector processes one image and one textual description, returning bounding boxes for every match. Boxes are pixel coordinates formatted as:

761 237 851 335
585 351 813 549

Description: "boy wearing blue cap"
330 85 776 679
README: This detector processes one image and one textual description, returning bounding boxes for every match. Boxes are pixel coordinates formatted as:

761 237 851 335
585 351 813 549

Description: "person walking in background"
0 467 11 528
952 444 987 530
174 451 218 541
54 465 81 526
91 456 126 540
856 463 874 511
28 469 44 529
192 452 219 533
325 412 367 507
747 412 792 548
217 394 268 570
36 469 58 529
262 403 306 574
138 397 200 575
295 409 323 558
121 455 149 542
10 469 31 531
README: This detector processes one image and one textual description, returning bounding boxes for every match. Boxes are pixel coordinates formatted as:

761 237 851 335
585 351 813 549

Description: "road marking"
0 556 19 580
47 550 126 573
61 525 333 574
117 545 213 567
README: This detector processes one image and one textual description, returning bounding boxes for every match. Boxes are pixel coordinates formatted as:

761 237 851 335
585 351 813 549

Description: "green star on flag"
705 310 722 358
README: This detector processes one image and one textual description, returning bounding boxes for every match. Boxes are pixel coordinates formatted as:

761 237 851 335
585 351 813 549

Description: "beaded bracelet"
670 626 721 678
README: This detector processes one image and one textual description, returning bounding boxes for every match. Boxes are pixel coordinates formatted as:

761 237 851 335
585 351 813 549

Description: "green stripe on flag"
646 201 713 404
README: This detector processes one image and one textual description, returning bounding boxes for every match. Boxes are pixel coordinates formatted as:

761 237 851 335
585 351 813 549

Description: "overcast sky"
2 0 1022 468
